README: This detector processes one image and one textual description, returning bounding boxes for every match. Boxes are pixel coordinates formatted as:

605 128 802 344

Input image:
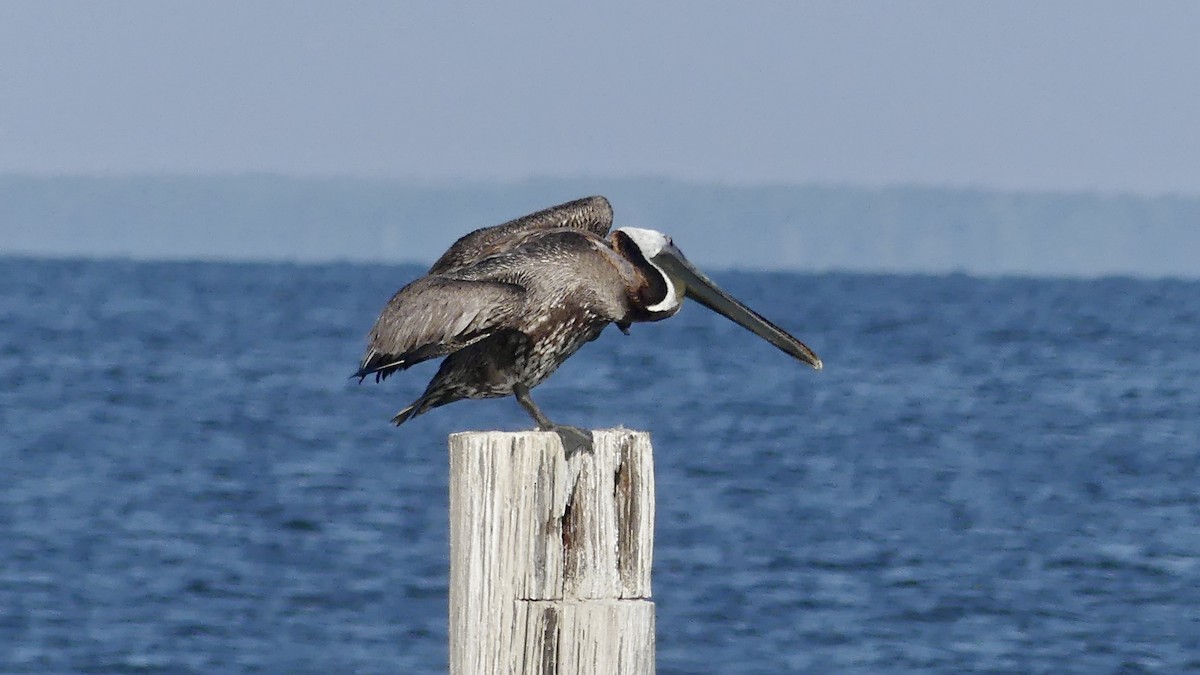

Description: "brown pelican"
355 196 821 452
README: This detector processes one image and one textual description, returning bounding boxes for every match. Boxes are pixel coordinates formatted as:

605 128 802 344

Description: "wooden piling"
449 429 655 675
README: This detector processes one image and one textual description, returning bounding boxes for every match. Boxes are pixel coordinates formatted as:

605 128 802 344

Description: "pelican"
355 196 821 452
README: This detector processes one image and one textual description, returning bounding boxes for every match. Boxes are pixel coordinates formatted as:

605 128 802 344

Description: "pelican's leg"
513 382 554 428
513 382 593 456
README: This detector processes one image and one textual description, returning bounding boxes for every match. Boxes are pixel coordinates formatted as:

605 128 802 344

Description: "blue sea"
1 257 1197 673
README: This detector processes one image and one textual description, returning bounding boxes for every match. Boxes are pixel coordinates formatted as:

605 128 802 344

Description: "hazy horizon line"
5 249 1197 285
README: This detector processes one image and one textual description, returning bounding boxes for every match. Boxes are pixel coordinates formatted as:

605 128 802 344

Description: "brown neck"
612 230 671 321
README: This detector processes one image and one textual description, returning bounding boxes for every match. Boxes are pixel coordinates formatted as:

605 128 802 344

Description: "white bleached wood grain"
449 429 655 675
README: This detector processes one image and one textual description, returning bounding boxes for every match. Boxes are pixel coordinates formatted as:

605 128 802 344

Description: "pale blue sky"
2 1 1198 194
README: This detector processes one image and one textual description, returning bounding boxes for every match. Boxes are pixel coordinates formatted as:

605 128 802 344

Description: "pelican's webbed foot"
548 424 593 458
513 382 594 457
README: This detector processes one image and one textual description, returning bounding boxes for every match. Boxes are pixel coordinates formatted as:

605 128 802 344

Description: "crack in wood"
560 478 578 554
540 605 560 675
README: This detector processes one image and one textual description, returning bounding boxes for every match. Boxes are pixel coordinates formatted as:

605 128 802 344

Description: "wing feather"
429 196 613 274
354 277 526 381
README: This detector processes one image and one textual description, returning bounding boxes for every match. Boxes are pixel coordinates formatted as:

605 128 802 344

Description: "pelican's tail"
391 393 439 426
389 370 464 427
391 402 420 426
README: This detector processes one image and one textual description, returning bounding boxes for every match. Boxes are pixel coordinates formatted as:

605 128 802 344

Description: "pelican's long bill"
653 247 823 370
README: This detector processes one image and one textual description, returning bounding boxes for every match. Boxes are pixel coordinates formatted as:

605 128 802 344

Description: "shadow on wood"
449 429 655 674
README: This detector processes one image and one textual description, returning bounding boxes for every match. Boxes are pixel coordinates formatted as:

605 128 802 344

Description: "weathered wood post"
449 429 655 674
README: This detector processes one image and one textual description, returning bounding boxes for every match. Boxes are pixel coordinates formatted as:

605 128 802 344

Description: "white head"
615 226 671 258
615 227 684 313
612 225 823 369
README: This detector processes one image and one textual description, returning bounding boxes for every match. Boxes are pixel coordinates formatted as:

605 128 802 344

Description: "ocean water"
1 256 1197 673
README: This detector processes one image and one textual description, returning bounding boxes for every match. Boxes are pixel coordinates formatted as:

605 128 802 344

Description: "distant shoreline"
2 175 1196 278
5 253 1197 285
